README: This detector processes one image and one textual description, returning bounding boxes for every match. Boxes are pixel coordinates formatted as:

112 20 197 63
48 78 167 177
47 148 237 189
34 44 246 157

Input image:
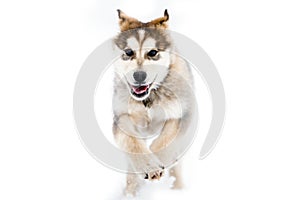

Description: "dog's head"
114 10 173 101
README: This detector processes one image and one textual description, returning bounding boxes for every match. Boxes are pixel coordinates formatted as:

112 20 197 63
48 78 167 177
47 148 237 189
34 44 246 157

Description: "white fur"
138 29 145 41
148 99 182 120
142 38 156 49
126 37 139 50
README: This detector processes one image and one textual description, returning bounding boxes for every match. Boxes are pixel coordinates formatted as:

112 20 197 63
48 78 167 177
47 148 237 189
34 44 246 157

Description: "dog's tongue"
132 85 149 94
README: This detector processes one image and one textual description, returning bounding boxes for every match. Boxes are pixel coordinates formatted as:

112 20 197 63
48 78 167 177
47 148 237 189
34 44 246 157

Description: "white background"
1 0 300 199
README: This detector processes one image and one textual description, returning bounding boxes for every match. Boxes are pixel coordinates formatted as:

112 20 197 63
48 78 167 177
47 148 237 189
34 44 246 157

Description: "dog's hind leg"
124 174 142 197
169 162 184 189
113 127 147 196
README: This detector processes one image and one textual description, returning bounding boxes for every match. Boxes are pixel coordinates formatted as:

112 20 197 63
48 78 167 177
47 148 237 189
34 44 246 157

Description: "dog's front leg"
113 115 164 195
150 118 184 188
150 118 181 153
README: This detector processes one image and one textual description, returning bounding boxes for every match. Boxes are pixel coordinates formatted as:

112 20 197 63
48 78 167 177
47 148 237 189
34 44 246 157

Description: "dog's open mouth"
130 84 150 98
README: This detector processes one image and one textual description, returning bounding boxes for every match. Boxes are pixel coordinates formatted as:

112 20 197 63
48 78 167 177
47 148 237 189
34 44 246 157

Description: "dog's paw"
144 165 164 181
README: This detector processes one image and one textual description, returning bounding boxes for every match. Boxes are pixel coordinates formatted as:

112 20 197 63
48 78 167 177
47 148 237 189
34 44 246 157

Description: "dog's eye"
147 50 158 57
124 49 134 57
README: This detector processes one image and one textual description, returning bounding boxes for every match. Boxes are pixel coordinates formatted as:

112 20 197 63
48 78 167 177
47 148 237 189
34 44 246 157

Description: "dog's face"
114 10 173 101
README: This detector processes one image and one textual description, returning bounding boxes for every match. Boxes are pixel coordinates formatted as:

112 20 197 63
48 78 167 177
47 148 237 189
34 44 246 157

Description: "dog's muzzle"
126 72 157 100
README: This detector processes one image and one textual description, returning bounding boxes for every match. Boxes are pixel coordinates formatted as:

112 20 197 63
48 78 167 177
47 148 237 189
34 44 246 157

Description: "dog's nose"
133 71 147 83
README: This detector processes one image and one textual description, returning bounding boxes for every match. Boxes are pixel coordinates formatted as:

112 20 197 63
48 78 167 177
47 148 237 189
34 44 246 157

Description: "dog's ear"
117 9 143 32
146 9 169 29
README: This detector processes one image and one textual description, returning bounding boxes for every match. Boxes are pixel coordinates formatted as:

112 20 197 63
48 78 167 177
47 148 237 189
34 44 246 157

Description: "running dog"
112 9 195 196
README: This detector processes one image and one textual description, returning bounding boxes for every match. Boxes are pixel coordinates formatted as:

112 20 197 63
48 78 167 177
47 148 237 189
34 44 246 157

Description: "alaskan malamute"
112 9 195 196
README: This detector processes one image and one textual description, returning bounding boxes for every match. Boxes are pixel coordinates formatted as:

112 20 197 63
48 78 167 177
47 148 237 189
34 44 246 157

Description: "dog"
112 9 195 196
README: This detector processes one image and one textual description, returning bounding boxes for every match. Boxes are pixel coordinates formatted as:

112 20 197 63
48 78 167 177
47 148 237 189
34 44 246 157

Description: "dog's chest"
127 98 182 127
